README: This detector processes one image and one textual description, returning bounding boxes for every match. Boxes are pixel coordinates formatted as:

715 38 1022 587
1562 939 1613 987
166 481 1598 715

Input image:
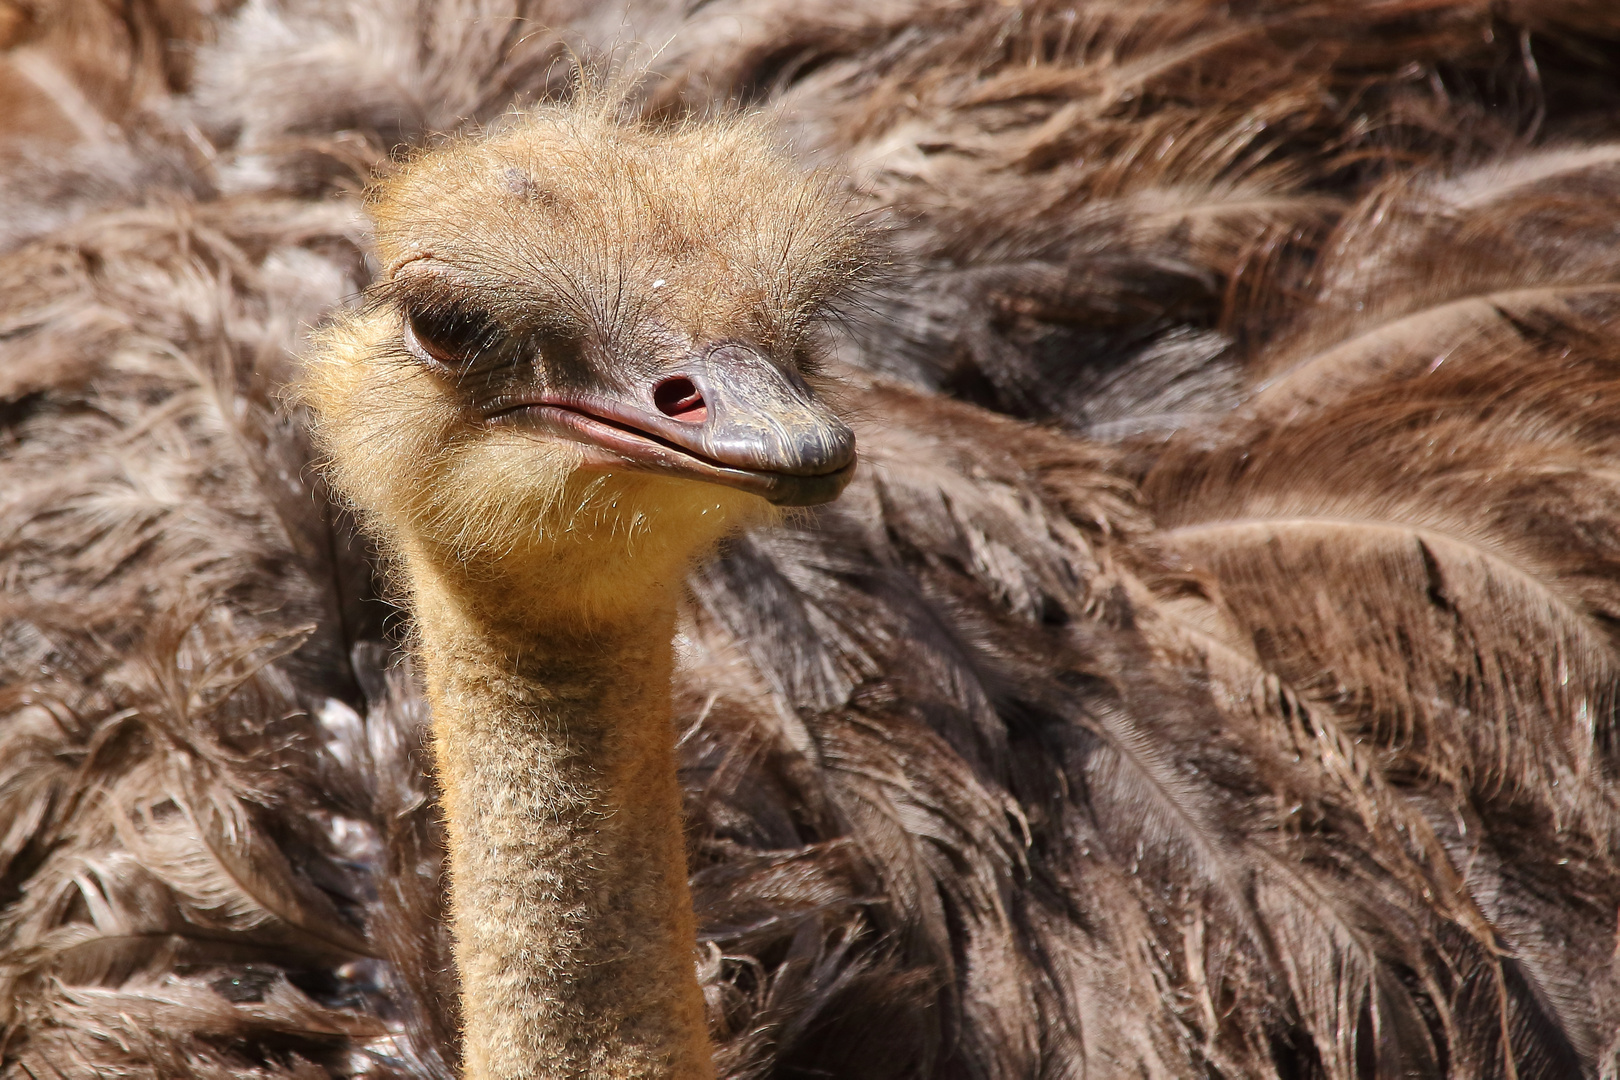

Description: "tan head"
302 104 866 622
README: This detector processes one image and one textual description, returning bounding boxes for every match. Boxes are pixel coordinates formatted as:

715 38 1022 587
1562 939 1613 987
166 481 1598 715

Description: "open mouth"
483 393 856 507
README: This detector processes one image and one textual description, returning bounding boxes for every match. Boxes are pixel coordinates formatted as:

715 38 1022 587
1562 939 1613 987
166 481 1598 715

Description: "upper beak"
485 343 857 507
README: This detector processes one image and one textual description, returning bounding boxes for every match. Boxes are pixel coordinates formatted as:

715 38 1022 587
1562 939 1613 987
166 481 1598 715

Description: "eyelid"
402 305 507 376
401 310 458 372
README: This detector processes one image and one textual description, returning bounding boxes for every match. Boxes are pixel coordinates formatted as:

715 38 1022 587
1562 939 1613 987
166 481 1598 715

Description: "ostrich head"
302 106 865 621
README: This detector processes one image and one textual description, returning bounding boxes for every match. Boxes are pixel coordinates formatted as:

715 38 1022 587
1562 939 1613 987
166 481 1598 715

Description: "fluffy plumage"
3 0 1620 1077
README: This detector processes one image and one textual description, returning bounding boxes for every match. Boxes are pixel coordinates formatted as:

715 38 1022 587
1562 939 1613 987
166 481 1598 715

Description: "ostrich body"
6 1 1620 1079
303 112 861 1078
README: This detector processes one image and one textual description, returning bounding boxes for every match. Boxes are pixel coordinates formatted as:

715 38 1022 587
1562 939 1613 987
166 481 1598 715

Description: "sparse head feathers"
368 106 868 354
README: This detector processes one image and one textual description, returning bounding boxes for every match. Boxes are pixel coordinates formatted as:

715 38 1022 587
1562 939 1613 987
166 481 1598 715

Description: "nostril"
653 377 708 423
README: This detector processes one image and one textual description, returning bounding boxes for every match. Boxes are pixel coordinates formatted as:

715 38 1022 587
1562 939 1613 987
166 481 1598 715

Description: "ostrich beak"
485 344 857 507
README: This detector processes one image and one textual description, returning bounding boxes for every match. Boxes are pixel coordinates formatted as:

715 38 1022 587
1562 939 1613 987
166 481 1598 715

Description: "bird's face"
303 109 867 603
380 265 855 509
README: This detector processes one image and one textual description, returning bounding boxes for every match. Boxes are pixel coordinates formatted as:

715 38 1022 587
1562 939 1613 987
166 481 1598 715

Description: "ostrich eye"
403 305 504 373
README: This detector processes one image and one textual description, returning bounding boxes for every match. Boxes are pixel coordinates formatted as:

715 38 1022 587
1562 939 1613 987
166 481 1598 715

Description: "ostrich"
4 1 1620 1079
301 108 866 1078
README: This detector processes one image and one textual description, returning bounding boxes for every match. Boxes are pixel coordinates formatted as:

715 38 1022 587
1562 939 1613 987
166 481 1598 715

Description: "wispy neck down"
409 551 714 1080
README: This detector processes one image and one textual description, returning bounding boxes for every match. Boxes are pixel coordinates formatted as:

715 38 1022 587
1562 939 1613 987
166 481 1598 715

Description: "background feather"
4 0 1620 1077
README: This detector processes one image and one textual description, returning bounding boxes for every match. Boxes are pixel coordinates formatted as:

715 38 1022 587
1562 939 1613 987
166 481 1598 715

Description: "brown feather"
5 0 1620 1077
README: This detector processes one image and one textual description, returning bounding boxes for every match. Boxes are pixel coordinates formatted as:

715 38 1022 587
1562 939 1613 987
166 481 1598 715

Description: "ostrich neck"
406 557 713 1080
